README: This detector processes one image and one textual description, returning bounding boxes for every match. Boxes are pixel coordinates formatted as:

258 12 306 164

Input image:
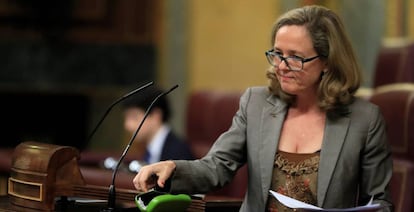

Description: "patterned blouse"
266 150 320 212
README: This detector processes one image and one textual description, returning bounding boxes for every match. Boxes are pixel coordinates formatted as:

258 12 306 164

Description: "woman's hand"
133 160 176 192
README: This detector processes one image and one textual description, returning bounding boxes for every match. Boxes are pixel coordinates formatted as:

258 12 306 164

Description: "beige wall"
186 0 278 92
178 0 414 93
410 0 414 39
385 0 414 39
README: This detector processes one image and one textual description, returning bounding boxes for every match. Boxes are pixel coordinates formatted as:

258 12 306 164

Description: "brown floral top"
266 150 320 212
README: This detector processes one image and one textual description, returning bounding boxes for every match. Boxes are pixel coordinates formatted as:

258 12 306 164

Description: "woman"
133 5 393 211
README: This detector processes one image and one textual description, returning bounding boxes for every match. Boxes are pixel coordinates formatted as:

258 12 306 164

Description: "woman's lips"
278 72 294 81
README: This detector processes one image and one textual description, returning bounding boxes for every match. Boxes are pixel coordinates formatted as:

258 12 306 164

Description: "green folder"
135 189 191 212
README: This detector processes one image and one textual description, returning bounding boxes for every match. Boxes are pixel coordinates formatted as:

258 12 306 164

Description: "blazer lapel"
259 95 287 203
317 114 350 206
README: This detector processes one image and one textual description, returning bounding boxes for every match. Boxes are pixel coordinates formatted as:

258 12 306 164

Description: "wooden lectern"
7 141 138 211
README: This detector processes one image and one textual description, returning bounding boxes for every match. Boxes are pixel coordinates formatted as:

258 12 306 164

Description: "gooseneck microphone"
102 84 179 212
87 81 154 142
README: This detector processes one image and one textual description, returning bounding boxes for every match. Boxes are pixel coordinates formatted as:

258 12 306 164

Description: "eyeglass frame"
265 49 320 72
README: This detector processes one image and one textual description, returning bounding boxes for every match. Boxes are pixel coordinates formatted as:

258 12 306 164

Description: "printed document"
269 190 382 211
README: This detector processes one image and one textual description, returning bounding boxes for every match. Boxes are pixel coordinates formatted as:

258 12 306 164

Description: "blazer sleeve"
359 104 394 211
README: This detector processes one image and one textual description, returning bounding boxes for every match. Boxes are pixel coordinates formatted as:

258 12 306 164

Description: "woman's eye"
292 55 304 61
274 51 283 56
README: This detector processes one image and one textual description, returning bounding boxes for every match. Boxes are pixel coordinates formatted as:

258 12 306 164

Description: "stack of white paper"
269 190 382 211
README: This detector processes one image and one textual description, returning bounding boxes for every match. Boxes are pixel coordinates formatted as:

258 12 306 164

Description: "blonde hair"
266 5 361 113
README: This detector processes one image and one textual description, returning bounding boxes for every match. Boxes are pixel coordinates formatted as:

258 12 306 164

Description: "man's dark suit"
160 131 193 161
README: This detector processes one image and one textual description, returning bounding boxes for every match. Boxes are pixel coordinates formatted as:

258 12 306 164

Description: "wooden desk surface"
0 195 136 212
0 195 242 212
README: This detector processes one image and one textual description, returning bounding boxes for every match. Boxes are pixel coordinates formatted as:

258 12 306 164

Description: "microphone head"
167 84 179 92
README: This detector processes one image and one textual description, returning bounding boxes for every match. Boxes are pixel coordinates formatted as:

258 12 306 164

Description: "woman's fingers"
155 161 176 188
133 161 176 192
133 166 155 192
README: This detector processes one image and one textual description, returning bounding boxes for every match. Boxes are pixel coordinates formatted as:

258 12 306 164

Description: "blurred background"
0 0 412 152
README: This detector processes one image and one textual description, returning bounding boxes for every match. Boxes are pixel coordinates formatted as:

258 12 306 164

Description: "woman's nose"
278 59 290 70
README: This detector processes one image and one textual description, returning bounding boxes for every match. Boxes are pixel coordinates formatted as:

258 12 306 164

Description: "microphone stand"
87 81 154 142
101 84 179 212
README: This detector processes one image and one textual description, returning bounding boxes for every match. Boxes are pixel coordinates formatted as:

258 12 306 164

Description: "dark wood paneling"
0 0 159 44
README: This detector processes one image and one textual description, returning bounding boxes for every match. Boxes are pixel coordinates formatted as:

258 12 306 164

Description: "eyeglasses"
265 49 320 72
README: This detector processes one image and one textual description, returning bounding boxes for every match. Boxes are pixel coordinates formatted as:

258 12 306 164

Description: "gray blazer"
172 86 393 211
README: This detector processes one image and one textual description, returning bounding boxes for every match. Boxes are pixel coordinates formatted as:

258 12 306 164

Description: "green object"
135 190 191 212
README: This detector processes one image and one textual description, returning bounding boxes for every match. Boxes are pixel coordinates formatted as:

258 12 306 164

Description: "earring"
321 69 327 78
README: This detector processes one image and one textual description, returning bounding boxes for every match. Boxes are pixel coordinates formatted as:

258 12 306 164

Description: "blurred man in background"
121 86 193 172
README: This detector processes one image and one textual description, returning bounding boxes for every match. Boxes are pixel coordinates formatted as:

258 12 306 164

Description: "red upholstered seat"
369 83 414 212
373 43 414 88
80 166 135 190
369 83 414 160
186 90 247 198
186 91 220 159
390 159 414 212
